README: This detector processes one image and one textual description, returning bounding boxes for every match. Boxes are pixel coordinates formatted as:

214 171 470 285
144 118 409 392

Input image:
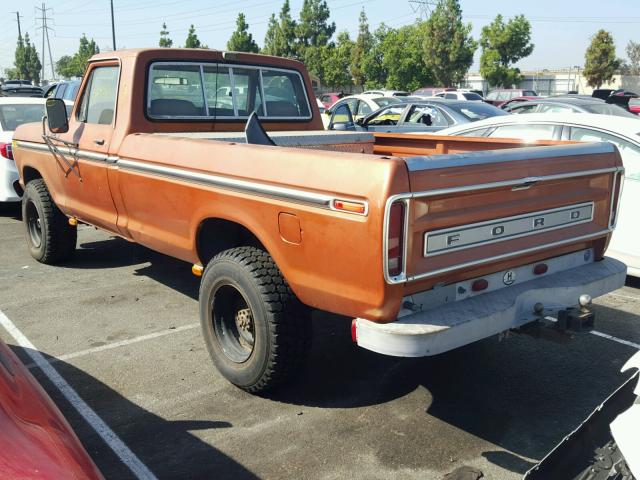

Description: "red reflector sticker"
533 263 548 275
351 319 357 342
472 279 489 291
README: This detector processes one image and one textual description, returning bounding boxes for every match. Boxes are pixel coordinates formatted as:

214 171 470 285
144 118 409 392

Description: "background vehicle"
0 98 53 202
485 88 539 106
329 98 508 132
433 91 484 101
362 89 409 97
434 112 640 276
412 87 452 97
323 94 401 128
499 96 539 110
318 92 343 109
0 81 43 98
630 98 640 115
44 80 81 102
505 96 637 118
12 48 626 394
0 338 103 479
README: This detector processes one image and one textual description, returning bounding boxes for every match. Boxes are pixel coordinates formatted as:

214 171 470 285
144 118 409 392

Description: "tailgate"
385 142 624 286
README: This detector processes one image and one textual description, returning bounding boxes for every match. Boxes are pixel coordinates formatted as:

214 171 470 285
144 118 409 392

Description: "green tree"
14 35 27 79
24 33 42 84
479 14 534 87
350 9 372 88
227 13 259 53
296 0 335 49
381 23 432 91
159 22 173 47
56 34 99 78
185 25 202 48
262 0 297 58
626 40 640 76
584 30 620 88
423 0 477 87
362 24 391 89
323 31 353 89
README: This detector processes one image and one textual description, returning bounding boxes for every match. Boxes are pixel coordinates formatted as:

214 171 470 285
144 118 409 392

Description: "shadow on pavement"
45 235 640 476
18 348 257 480
0 202 22 220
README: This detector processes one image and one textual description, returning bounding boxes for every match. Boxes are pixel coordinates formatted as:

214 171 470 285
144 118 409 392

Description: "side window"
262 69 310 118
357 100 372 117
488 124 556 141
457 128 490 137
366 105 405 125
407 105 449 127
147 64 205 118
486 91 498 101
77 66 119 124
537 104 573 114
56 84 67 99
341 98 358 115
510 104 539 114
444 93 457 100
570 127 640 176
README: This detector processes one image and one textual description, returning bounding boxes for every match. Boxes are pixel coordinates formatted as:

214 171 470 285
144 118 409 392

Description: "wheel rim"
211 283 255 363
26 200 42 249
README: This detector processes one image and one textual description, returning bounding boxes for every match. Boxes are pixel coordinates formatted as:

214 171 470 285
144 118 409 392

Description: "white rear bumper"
355 256 627 357
0 156 21 202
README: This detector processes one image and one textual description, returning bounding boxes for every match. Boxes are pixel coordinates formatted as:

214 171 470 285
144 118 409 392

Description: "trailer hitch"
513 294 595 343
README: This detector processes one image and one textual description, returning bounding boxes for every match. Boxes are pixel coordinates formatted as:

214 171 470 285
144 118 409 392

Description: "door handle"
94 139 105 145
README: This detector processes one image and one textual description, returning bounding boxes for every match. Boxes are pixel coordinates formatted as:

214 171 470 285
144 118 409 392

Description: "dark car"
485 88 538 106
44 80 81 102
504 96 638 118
1 80 42 97
328 98 509 133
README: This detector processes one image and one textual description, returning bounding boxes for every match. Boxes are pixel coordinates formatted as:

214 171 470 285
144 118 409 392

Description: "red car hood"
0 340 103 479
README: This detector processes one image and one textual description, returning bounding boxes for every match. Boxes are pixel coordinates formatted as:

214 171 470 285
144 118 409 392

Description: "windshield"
585 103 638 118
449 102 509 121
463 93 483 101
373 97 402 108
0 104 44 131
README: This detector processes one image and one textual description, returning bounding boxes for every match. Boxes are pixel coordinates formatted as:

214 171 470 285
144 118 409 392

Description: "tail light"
0 142 13 160
387 202 406 278
609 171 624 228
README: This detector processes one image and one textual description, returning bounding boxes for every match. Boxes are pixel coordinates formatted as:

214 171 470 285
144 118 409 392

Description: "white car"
0 98 73 202
323 94 403 129
433 91 484 102
361 89 409 97
435 113 640 276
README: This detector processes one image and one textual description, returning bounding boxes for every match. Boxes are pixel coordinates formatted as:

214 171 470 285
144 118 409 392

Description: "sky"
1 0 639 82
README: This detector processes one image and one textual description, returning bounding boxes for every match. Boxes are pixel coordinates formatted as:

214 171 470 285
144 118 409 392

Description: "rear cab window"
147 61 311 121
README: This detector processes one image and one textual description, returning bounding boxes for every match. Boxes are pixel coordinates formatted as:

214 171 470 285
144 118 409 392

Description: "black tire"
199 246 311 393
22 179 76 264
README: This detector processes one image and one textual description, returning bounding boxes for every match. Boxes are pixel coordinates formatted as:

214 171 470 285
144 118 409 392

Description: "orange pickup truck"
12 48 626 393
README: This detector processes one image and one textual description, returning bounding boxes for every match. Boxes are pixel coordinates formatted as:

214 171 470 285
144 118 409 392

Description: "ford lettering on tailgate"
424 202 594 256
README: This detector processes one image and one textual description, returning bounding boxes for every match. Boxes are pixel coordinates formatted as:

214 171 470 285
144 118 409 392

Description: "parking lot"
0 204 639 480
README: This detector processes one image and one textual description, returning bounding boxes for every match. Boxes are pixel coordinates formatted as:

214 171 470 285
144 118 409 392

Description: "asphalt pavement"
1 203 639 480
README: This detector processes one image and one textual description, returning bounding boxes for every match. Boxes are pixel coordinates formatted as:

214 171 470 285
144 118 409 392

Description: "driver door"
54 63 120 233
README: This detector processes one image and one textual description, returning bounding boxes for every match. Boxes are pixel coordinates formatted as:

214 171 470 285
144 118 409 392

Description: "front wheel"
199 246 311 393
22 179 76 264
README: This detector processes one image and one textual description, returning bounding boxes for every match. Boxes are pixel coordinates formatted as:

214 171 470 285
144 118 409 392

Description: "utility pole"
13 11 23 38
110 0 116 51
36 3 55 82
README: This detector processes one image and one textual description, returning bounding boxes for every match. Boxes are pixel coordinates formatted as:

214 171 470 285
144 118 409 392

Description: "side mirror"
355 117 365 126
328 103 355 131
325 109 332 116
46 98 69 134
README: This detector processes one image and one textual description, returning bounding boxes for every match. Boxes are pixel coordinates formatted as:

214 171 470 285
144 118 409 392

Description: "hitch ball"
579 294 592 307
533 302 545 314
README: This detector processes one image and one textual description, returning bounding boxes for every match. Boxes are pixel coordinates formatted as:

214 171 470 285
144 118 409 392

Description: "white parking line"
0 310 158 480
590 330 640 350
25 323 199 370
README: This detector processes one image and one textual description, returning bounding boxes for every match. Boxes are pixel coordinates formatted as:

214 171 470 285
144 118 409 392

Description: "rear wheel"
22 179 76 264
199 246 311 393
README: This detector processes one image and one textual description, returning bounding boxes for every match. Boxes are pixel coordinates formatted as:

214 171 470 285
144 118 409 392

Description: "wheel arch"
195 217 269 267
22 166 43 185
